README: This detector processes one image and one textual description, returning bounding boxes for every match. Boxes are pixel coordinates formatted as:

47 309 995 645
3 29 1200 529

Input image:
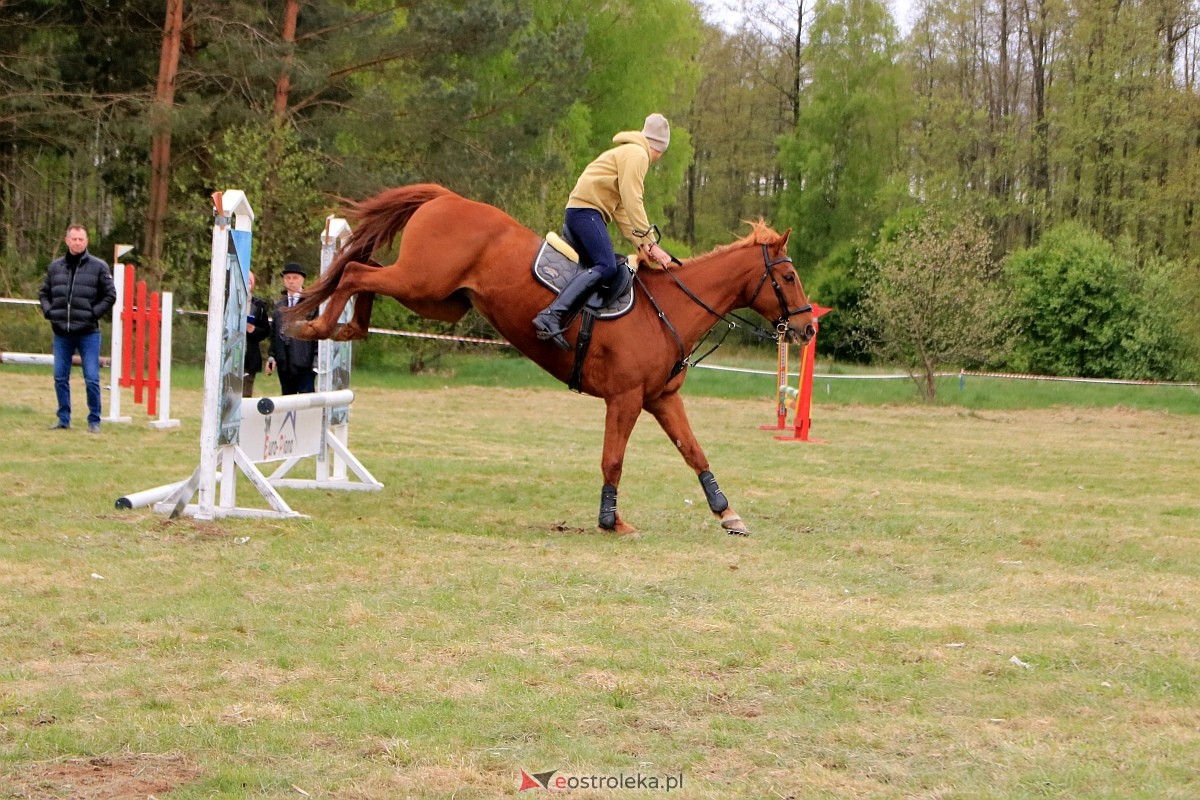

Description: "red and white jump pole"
772 304 831 444
760 328 794 431
105 251 179 428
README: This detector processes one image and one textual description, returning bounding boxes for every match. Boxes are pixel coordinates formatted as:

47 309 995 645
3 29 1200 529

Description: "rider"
532 113 676 350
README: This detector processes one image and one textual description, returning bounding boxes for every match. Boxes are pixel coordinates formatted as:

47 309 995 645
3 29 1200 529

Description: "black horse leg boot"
533 269 606 350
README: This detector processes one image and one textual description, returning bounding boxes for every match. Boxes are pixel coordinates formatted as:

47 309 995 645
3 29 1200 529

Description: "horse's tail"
295 184 454 315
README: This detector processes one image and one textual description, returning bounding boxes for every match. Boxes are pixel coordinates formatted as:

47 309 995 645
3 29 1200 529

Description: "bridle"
752 244 814 334
637 243 814 376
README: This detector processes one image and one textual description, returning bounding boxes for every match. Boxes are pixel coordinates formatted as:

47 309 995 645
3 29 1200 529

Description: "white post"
194 207 227 519
104 265 132 424
148 291 180 429
317 216 354 483
195 190 254 519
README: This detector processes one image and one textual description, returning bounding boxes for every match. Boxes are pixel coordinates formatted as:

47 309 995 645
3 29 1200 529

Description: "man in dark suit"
266 262 317 394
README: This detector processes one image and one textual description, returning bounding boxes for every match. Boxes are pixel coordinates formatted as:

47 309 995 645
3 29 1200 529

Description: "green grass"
1 365 1198 798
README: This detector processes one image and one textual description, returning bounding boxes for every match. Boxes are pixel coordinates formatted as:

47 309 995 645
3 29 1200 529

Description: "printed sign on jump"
240 406 324 463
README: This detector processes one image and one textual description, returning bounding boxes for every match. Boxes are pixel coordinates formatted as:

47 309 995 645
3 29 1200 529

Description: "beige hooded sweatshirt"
565 131 657 248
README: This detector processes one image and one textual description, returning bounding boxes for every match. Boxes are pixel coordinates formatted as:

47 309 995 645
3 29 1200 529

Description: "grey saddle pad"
531 240 635 319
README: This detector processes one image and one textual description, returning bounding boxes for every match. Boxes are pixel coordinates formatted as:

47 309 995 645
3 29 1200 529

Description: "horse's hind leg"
293 260 375 340
644 391 749 536
299 261 397 341
332 292 375 341
331 259 385 340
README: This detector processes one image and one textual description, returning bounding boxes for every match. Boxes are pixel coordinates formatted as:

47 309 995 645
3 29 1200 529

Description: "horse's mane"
688 219 784 266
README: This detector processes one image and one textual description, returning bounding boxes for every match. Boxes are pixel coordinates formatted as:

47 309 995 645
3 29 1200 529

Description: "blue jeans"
564 207 620 282
52 330 102 426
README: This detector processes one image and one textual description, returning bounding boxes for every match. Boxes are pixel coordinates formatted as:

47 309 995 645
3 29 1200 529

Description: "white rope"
9 297 1195 387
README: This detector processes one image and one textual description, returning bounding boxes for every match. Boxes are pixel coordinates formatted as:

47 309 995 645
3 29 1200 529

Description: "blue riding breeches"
564 207 620 283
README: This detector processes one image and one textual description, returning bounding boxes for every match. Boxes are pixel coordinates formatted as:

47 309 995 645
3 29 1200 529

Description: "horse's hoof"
720 514 750 536
615 521 639 536
599 522 639 538
288 321 315 339
597 515 638 542
331 324 365 342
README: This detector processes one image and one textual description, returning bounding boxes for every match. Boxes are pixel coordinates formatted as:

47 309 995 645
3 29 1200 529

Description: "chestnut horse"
291 184 815 535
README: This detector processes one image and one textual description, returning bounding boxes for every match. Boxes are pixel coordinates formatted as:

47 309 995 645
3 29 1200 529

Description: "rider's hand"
649 243 672 267
640 243 670 267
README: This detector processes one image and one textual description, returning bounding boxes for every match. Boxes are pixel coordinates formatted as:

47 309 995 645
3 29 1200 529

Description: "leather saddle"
531 229 636 319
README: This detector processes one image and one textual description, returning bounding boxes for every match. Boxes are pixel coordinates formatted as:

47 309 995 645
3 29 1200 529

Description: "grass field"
1 362 1198 799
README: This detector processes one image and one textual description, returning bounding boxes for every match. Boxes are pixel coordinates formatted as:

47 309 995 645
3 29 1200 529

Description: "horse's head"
743 226 816 345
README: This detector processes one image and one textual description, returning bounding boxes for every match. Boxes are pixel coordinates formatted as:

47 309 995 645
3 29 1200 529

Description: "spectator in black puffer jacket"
38 224 116 433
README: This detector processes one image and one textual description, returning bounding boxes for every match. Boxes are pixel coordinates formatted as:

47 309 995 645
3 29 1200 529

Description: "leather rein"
637 244 814 377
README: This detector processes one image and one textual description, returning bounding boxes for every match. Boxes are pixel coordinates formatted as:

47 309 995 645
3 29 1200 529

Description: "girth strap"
568 309 598 392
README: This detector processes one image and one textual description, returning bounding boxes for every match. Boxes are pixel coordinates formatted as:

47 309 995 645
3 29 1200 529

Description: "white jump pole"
115 471 222 510
0 352 111 366
148 291 180 429
254 389 354 415
104 250 133 424
0 353 55 366
317 215 354 483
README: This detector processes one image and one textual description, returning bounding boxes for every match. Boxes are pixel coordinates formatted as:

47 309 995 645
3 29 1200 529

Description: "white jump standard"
117 191 381 519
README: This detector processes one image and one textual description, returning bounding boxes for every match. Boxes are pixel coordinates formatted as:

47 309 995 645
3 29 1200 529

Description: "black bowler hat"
281 262 306 277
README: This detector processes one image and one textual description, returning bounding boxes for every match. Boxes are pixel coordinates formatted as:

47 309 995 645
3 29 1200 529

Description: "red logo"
518 770 557 791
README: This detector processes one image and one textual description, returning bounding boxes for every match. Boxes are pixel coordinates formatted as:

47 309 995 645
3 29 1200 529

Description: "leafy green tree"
905 0 1029 248
562 0 701 237
861 210 1013 400
678 22 797 250
1004 223 1130 379
0 0 163 271
776 0 908 271
1122 252 1199 381
1007 223 1197 381
807 240 871 363
206 124 323 303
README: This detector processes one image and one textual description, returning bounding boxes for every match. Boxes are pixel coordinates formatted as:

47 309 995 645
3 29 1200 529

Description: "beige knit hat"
642 113 670 152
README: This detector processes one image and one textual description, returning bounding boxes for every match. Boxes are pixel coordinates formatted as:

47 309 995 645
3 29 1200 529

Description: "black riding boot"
532 269 606 350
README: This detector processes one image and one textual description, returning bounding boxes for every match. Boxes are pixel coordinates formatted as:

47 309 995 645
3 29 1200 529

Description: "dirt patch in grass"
3 752 201 799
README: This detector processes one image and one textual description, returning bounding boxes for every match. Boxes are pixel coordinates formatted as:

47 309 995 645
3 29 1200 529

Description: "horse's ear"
780 228 791 249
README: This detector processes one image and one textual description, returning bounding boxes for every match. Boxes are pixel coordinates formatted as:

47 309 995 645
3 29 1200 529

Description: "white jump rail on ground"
0 351 111 367
118 191 381 520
